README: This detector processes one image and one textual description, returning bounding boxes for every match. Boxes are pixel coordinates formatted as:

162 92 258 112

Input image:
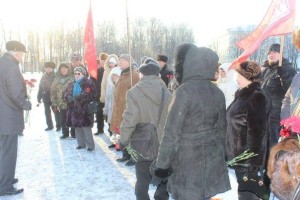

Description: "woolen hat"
138 59 160 76
119 54 134 63
74 66 87 76
268 43 280 54
99 53 108 60
71 52 82 61
235 61 261 81
157 55 168 63
6 40 27 53
44 62 56 69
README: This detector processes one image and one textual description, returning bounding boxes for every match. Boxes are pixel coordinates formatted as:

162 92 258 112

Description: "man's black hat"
6 40 27 53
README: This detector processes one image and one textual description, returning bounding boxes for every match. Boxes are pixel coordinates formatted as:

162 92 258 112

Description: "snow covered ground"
2 73 158 200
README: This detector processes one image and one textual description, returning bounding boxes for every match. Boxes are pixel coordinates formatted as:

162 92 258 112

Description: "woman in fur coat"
153 43 231 200
63 66 96 151
226 61 270 200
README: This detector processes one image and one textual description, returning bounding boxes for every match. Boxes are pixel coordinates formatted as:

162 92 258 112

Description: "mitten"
52 106 58 112
154 168 172 179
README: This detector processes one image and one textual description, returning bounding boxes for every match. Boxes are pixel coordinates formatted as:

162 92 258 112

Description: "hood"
182 46 219 83
56 63 72 78
104 54 118 71
108 66 122 81
136 76 164 105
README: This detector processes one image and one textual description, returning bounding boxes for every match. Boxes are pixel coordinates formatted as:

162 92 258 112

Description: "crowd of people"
0 38 300 200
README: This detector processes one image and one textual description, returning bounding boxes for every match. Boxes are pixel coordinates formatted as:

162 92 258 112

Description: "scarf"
72 78 83 97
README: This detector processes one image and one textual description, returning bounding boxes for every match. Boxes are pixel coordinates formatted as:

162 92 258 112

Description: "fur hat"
99 53 108 61
6 40 27 53
74 66 87 76
108 57 117 64
157 55 168 63
119 54 133 63
138 58 160 76
293 29 300 49
71 52 82 61
44 62 56 69
235 61 261 81
268 43 280 54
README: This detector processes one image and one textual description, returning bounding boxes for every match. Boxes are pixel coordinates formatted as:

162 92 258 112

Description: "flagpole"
125 0 133 87
279 35 285 67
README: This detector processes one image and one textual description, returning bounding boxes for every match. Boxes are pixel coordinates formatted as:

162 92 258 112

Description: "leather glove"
52 106 58 112
67 95 74 103
154 168 173 179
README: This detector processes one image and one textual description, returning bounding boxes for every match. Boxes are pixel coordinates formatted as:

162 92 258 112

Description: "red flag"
84 3 98 79
229 0 296 70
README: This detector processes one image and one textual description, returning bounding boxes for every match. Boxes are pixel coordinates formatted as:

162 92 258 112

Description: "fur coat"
226 82 270 167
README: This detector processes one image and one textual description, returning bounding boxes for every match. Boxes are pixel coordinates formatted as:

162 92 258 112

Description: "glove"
154 168 172 179
67 95 74 103
52 106 58 112
37 100 41 104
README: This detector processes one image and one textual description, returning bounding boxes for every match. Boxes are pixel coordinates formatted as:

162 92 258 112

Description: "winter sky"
0 0 299 45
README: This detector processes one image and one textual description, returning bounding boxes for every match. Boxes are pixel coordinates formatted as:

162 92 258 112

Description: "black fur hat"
173 43 196 84
139 58 160 76
157 55 168 63
268 43 280 54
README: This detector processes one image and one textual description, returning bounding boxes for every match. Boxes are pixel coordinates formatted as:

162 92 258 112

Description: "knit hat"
268 43 280 54
235 61 261 81
138 59 160 76
99 53 109 61
6 40 27 53
71 52 82 61
157 55 168 63
44 62 56 69
74 66 87 76
119 54 133 63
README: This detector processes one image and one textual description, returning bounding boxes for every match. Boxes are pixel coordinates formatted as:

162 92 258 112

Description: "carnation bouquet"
24 78 37 125
280 116 300 142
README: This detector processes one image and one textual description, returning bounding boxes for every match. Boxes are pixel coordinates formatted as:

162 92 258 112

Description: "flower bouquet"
279 116 300 142
24 78 37 125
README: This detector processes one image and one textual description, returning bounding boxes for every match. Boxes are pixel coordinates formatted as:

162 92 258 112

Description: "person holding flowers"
0 41 31 196
225 61 271 200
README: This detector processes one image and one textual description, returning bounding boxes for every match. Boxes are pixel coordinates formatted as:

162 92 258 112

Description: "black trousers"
95 102 105 133
44 102 61 129
135 161 169 200
0 135 18 192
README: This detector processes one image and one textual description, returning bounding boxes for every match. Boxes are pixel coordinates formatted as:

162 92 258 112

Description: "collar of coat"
235 82 261 99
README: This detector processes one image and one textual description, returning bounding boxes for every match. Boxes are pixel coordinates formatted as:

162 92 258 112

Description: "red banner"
229 0 296 70
84 3 98 79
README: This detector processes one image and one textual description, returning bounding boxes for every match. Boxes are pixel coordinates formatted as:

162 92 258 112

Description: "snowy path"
2 74 157 200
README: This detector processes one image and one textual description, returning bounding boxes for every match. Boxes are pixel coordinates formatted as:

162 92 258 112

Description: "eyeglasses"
74 73 81 76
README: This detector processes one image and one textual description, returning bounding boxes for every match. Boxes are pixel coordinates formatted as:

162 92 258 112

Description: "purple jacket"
63 77 96 127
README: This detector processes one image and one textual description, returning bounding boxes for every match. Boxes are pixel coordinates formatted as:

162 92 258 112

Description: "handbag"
87 101 100 114
129 87 165 162
235 167 270 200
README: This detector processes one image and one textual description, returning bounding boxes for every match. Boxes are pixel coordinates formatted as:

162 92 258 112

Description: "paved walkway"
2 74 157 200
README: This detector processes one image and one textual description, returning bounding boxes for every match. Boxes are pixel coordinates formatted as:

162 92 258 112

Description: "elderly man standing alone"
0 41 31 196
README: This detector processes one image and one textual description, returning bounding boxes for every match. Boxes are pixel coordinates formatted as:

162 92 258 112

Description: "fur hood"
104 54 118 71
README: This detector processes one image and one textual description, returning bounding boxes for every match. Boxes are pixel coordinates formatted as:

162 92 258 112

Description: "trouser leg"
82 127 95 149
52 109 61 129
96 102 104 133
71 127 75 138
154 180 169 200
60 110 69 136
0 135 18 192
270 118 280 147
75 128 86 147
135 161 152 200
44 102 53 128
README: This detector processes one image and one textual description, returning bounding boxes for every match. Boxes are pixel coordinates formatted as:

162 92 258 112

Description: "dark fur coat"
63 77 96 127
226 82 270 167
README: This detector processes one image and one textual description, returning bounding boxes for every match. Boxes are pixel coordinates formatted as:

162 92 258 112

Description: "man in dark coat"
261 43 297 146
157 55 173 87
0 41 31 196
37 62 61 131
153 43 230 200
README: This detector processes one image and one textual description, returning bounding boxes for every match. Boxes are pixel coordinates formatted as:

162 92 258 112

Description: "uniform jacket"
119 75 172 146
63 77 96 127
51 65 74 110
226 82 270 167
0 53 31 135
37 71 55 104
281 73 300 119
100 54 118 103
261 58 296 120
110 67 139 132
155 47 230 200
